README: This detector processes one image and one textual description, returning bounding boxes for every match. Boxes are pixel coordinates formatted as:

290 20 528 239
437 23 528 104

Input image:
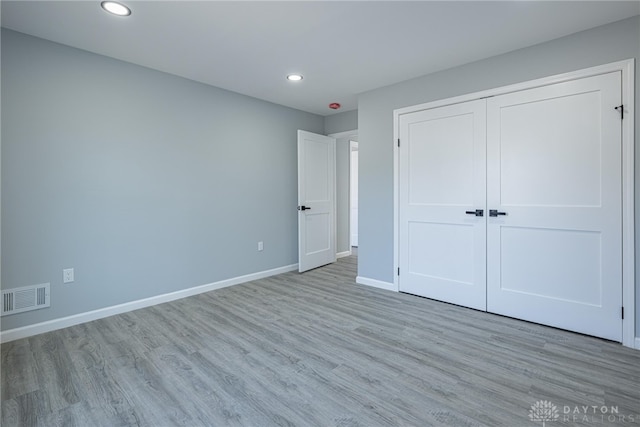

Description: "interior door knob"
297 205 311 211
489 209 507 217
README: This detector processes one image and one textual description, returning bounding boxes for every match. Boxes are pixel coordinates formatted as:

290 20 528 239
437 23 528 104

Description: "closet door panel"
486 71 622 341
398 100 487 310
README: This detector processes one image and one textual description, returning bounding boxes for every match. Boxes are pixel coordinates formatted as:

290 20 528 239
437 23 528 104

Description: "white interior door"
298 130 337 272
398 100 487 310
350 143 359 247
486 72 623 341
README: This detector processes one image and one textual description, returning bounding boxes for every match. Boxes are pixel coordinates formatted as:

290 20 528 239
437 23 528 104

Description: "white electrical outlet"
258 241 264 251
63 268 74 283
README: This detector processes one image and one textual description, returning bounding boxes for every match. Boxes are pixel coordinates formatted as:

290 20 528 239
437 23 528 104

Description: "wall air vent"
1 283 50 316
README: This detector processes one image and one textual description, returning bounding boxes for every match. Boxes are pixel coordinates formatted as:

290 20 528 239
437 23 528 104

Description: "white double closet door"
398 71 622 341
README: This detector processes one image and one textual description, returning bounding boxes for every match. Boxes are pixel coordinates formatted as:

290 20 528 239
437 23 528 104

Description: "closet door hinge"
397 139 400 147
621 306 624 319
615 105 624 120
397 267 400 275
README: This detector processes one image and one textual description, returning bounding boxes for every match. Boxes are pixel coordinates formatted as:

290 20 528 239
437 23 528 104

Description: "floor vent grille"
1 283 50 316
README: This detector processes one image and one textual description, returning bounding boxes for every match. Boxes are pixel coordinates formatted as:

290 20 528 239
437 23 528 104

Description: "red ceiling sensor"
329 102 341 110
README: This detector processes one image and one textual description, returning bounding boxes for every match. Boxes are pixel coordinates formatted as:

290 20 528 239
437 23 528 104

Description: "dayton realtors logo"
529 400 560 426
562 404 637 424
529 400 639 424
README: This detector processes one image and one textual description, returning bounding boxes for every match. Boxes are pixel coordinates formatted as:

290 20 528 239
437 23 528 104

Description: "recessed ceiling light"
101 1 131 16
287 74 303 82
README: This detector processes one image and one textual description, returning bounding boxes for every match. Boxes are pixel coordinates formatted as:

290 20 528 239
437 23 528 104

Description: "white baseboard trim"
635 337 640 350
336 250 352 259
356 276 397 292
0 263 298 343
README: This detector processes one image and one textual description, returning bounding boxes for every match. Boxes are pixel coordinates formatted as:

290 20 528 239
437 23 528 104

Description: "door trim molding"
349 140 359 248
393 59 635 348
328 130 358 140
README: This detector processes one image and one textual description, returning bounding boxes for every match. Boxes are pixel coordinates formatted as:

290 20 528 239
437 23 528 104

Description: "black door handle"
465 209 484 217
297 205 311 211
489 209 507 217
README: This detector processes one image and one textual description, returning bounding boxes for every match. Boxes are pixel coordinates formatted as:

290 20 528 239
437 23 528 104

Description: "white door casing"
486 72 622 341
398 99 487 310
298 130 337 272
350 142 359 247
394 61 634 345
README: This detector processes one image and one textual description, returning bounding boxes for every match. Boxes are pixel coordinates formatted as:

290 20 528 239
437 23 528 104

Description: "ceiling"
2 1 639 116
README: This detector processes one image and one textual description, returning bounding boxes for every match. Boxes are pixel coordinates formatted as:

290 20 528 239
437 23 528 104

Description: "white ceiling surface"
2 1 639 116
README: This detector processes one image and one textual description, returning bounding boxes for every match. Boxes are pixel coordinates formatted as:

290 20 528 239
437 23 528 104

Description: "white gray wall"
1 29 324 331
324 110 357 136
357 17 640 335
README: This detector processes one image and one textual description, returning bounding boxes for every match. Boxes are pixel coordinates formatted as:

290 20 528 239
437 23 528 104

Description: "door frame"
350 140 359 248
393 59 635 348
329 130 358 257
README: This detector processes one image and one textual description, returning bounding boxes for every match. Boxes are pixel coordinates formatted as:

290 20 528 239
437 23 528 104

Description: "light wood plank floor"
2 254 639 426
